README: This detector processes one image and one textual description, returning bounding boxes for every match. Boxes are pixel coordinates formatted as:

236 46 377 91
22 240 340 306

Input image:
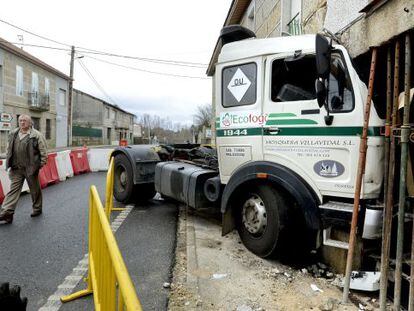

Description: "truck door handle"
264 127 280 135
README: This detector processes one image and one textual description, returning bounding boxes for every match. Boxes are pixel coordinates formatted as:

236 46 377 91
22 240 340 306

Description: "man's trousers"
0 168 42 215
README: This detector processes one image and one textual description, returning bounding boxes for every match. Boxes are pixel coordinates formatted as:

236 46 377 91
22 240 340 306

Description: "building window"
16 114 20 127
32 117 40 130
31 72 39 95
58 89 66 106
287 0 302 35
107 128 111 140
46 119 51 139
105 107 110 119
45 77 50 97
16 65 23 96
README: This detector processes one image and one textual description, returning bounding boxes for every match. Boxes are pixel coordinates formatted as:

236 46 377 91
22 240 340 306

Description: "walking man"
0 115 47 224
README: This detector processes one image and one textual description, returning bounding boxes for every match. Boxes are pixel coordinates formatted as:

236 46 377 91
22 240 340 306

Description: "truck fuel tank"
155 161 218 209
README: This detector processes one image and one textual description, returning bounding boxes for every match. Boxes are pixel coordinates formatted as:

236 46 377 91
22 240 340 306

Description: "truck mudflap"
221 161 322 235
155 161 218 209
112 145 160 184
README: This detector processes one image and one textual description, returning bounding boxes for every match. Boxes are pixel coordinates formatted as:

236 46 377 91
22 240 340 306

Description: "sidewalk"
168 206 378 311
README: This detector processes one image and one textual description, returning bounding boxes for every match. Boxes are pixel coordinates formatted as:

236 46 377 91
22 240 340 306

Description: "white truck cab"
113 25 386 260
215 26 384 258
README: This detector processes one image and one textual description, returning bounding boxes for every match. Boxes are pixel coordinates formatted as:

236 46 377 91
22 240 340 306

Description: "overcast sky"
0 1 233 126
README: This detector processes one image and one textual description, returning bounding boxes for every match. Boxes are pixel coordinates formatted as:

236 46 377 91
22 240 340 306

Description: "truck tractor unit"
112 26 387 260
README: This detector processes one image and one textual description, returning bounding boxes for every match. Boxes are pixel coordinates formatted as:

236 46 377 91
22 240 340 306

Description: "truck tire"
235 184 288 258
113 154 135 203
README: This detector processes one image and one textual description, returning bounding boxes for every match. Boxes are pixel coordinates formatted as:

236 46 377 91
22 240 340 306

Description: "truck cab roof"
218 34 318 64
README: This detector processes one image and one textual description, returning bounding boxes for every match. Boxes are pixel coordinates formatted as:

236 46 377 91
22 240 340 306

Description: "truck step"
322 227 349 250
319 201 355 213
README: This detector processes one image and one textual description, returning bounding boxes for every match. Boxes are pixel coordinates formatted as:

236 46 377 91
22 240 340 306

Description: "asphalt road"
0 172 178 310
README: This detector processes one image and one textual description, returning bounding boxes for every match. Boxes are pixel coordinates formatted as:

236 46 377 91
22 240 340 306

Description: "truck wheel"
133 183 156 203
113 154 135 203
235 184 288 258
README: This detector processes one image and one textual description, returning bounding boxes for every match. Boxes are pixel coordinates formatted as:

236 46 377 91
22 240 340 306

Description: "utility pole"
67 45 75 146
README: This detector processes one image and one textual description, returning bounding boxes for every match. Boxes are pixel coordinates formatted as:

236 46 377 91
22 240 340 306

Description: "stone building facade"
208 0 414 67
0 38 70 153
207 0 414 143
72 89 134 146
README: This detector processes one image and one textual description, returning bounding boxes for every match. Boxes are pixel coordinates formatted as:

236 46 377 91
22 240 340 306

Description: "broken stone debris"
310 283 323 292
318 298 339 311
211 273 228 280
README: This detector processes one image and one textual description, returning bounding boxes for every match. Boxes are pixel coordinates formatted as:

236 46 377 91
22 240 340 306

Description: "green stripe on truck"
216 126 382 137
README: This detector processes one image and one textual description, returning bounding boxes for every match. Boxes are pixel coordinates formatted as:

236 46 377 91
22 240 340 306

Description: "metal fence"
61 162 142 310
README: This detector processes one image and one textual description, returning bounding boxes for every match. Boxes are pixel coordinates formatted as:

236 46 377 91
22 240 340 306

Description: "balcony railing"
287 12 302 35
28 92 50 111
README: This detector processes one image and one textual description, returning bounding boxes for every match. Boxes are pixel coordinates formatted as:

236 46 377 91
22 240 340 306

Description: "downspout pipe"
379 43 397 311
394 33 411 311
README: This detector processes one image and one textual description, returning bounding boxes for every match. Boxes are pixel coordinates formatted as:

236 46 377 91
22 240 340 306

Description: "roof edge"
73 88 135 117
0 38 70 80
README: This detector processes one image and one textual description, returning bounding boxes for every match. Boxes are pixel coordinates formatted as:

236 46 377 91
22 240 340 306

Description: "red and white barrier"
0 159 30 196
0 146 108 203
70 148 91 175
56 150 74 181
87 148 114 172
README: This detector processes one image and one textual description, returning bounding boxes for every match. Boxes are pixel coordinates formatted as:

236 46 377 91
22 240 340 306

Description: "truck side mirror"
315 79 326 108
315 78 334 125
316 34 331 79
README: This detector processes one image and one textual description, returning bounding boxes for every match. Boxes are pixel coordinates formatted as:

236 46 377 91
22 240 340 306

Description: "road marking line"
39 205 133 311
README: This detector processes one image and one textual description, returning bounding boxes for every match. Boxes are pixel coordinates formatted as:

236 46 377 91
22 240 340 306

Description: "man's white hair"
18 114 33 125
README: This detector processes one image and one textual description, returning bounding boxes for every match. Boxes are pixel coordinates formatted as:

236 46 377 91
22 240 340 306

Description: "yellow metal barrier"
105 157 125 218
61 185 142 310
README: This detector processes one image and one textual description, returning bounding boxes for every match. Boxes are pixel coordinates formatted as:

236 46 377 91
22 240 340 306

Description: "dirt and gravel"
168 207 381 311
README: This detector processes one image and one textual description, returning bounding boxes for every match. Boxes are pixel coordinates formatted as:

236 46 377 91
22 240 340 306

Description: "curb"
185 206 200 292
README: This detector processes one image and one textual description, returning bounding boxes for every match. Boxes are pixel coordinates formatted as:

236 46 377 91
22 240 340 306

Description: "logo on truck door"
220 111 268 128
313 160 345 178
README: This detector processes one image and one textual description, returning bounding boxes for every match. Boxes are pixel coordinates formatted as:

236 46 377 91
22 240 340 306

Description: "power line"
81 54 210 80
0 38 209 79
0 18 208 67
0 40 206 68
77 58 118 105
0 18 71 47
0 40 72 52
76 48 208 67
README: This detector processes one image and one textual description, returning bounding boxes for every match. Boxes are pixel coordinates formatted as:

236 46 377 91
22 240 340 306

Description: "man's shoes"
0 213 13 224
30 210 42 217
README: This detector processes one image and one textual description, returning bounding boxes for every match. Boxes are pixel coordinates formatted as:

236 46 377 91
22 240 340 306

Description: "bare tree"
194 104 212 128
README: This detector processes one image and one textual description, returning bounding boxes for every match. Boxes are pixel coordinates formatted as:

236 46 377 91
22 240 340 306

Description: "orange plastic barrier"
119 139 128 146
38 168 49 189
47 153 60 183
38 153 60 189
70 148 91 175
0 179 5 204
